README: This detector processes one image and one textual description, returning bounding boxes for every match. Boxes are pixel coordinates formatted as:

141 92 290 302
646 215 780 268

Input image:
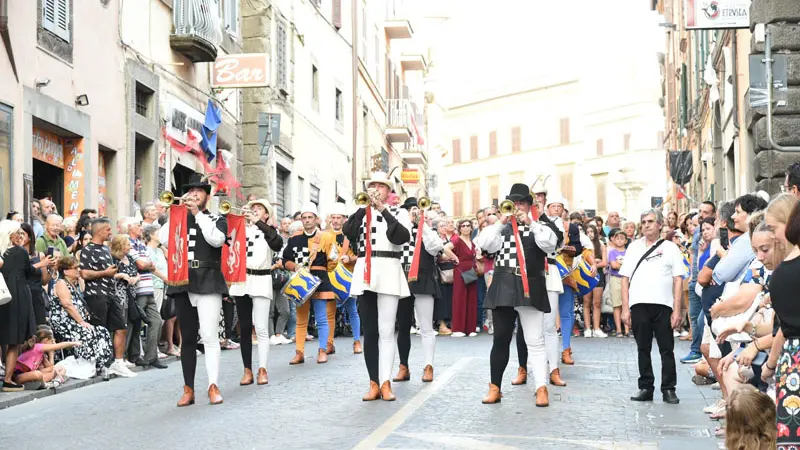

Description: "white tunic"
349 206 412 298
228 223 276 299
544 215 565 294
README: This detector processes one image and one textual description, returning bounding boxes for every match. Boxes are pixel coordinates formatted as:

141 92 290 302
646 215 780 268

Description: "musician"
322 203 362 355
393 198 453 384
545 195 578 366
229 199 283 386
158 174 228 407
475 183 557 407
343 172 411 401
282 203 336 365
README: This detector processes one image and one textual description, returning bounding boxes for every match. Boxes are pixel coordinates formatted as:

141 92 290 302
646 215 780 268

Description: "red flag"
167 205 189 286
222 214 247 285
407 213 425 282
364 208 372 284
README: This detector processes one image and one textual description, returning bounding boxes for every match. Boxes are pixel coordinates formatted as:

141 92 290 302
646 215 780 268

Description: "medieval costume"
230 199 283 386
343 172 411 401
475 184 557 407
393 198 442 383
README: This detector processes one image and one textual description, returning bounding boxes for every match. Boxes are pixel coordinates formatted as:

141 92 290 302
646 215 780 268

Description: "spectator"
0 220 37 392
142 202 159 227
40 198 56 217
725 385 776 450
292 211 301 221
711 194 767 287
109 234 141 365
607 228 629 336
63 216 78 250
622 221 637 248
445 218 478 338
583 224 608 338
74 231 92 262
434 218 455 335
133 175 143 221
604 211 621 236
80 218 135 378
681 200 716 365
431 202 441 212
784 161 800 199
666 211 679 232
144 224 177 357
35 214 71 258
5 211 23 223
19 223 54 325
75 209 97 236
31 199 45 238
13 326 74 387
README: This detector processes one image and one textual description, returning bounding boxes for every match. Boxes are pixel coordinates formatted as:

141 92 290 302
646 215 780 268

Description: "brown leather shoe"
561 348 574 365
549 368 566 386
511 366 527 385
177 385 195 407
482 383 502 404
327 343 336 355
240 368 254 386
289 350 304 365
438 324 452 335
257 368 268 385
317 348 328 364
353 340 363 354
393 364 410 382
362 381 381 401
422 365 434 383
380 381 396 401
208 384 223 405
535 386 549 407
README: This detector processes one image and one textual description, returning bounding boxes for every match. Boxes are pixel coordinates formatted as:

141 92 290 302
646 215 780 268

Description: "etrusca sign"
212 53 270 88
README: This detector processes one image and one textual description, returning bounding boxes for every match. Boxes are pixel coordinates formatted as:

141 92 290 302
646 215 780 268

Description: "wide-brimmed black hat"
506 183 533 203
400 197 418 210
183 173 212 195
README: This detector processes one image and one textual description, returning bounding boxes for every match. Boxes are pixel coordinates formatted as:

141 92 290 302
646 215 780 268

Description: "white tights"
415 294 436 366
190 293 222 387
543 290 560 373
377 294 400 384
252 296 271 369
515 306 547 389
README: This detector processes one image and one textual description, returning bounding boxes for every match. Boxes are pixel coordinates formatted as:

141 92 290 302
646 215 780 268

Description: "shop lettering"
721 8 747 17
212 54 269 88
215 59 266 84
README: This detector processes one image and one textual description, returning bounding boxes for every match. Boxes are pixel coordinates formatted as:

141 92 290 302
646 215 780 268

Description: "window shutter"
511 126 521 153
596 139 603 157
559 118 570 145
470 135 478 160
332 0 342 29
453 191 463 217
489 130 497 156
623 133 631 151
225 0 239 37
452 138 461 164
43 0 70 42
43 0 57 31
276 19 288 94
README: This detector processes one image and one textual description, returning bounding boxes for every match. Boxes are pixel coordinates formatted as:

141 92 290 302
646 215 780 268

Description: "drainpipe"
351 0 358 195
0 0 18 82
731 30 739 131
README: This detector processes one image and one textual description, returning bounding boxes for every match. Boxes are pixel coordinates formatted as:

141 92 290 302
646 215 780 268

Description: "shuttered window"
276 19 288 94
452 138 461 164
43 0 70 42
511 126 521 153
332 0 342 30
594 174 608 215
596 139 603 157
452 191 463 217
470 179 480 214
559 118 570 145
623 133 631 151
276 166 289 218
224 0 239 38
470 135 478 160
489 131 497 156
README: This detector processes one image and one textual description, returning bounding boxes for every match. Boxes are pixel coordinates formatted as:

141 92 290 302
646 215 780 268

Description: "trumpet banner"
222 214 247 285
167 204 189 286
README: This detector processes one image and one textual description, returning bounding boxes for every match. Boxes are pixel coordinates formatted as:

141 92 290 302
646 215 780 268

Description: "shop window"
0 106 11 216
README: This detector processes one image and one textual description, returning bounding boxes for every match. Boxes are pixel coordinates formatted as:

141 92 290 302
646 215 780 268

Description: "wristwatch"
748 321 757 339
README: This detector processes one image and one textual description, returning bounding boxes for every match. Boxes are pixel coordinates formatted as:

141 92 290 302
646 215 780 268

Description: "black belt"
357 250 402 259
494 266 522 277
547 258 557 264
189 260 220 269
246 268 271 276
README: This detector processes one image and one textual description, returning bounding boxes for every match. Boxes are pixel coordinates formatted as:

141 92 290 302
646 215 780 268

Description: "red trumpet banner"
167 205 189 286
222 214 247 285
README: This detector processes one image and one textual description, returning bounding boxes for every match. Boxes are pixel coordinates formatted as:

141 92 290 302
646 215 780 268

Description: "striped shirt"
129 237 154 296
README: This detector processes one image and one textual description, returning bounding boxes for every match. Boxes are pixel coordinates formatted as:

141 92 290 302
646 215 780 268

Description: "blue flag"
200 99 222 162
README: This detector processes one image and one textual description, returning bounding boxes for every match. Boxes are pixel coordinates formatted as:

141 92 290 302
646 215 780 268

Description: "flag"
200 99 222 162
222 214 247 285
166 205 189 286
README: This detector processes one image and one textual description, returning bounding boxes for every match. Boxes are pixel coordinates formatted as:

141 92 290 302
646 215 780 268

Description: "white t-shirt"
619 238 685 309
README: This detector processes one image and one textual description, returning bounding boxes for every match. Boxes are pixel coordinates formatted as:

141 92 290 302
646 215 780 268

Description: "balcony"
170 0 223 63
402 147 427 165
386 99 416 143
383 19 413 40
400 53 427 72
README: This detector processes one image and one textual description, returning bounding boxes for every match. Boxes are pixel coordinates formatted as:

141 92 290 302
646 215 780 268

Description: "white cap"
300 202 318 217
546 193 569 210
365 171 393 190
329 202 347 217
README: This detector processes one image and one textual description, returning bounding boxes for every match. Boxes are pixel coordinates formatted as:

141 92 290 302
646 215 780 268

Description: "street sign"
401 168 420 184
749 54 788 108
212 53 270 88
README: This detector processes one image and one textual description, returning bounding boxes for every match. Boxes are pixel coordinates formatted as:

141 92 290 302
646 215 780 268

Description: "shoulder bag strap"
629 239 665 285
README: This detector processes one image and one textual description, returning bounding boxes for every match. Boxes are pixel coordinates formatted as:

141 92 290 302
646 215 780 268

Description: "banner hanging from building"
686 0 750 30
98 152 107 217
32 128 65 168
63 139 85 219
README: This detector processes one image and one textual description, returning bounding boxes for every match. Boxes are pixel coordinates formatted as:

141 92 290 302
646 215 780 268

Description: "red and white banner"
167 205 189 286
686 0 750 30
222 214 247 285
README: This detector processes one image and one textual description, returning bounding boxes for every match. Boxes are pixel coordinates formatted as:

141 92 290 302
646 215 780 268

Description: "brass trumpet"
159 191 187 208
418 196 432 210
499 199 516 216
218 201 249 215
355 192 370 207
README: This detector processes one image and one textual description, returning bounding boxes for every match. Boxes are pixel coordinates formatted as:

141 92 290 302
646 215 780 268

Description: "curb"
0 355 180 411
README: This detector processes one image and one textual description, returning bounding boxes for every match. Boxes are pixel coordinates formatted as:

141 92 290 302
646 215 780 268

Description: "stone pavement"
0 334 722 450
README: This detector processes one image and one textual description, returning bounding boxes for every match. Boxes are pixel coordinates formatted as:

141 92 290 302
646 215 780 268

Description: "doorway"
33 159 64 214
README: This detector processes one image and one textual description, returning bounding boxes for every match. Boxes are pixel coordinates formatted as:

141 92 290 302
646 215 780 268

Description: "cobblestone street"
0 334 720 450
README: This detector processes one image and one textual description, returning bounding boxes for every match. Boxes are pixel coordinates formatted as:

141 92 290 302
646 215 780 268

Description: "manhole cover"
638 424 712 438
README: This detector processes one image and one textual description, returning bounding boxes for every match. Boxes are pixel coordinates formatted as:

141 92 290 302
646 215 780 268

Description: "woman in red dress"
445 219 478 337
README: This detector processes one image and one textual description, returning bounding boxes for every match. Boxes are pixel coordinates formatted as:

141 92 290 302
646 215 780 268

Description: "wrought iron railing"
173 0 223 46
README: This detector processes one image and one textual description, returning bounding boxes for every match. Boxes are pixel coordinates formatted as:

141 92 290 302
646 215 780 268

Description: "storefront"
31 126 86 219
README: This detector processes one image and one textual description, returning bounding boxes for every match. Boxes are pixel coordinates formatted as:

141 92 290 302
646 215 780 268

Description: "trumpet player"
229 199 283 386
158 174 228 407
475 183 557 407
343 173 411 401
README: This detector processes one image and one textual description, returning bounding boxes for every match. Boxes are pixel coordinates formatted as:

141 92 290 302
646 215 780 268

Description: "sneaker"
269 335 281 346
681 351 703 364
1 381 24 392
680 330 689 337
692 375 716 386
673 330 680 338
488 324 494 335
279 335 292 345
711 382 720 390
100 367 110 381
123 360 136 368
468 332 478 337
593 329 608 338
410 327 418 335
108 361 137 378
225 339 240 350
475 327 481 333
452 332 466 338
158 351 168 359
584 329 593 338
704 399 725 414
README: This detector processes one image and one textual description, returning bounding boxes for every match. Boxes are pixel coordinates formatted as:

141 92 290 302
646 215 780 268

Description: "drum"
282 268 321 307
329 262 353 307
555 255 573 280
573 256 600 296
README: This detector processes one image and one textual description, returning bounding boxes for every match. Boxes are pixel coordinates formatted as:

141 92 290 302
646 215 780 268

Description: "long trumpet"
418 196 432 210
355 192 370 207
218 201 249 215
499 199 516 216
159 191 187 208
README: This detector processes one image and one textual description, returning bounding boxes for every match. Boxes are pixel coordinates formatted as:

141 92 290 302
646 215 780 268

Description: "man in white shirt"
620 209 684 405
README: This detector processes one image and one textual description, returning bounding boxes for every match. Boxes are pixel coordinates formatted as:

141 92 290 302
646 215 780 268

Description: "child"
607 229 630 337
15 326 81 387
726 385 775 450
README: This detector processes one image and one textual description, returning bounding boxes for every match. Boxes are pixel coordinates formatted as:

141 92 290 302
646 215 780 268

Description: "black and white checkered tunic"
493 225 534 269
356 206 402 255
289 246 311 268
401 225 417 267
245 229 263 258
187 214 223 262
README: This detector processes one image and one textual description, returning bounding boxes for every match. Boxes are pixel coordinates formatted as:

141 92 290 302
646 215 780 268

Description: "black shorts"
85 294 126 332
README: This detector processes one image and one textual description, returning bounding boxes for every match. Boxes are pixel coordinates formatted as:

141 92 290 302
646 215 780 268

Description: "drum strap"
307 234 322 269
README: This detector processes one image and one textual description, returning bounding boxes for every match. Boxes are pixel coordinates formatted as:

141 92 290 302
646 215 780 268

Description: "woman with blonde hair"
110 234 139 366
725 385 776 450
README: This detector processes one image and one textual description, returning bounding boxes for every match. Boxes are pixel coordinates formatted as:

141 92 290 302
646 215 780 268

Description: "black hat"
182 173 212 195
400 197 418 210
506 183 533 203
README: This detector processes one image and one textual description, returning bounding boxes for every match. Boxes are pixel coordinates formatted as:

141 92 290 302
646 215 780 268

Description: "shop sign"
165 94 205 145
686 0 750 30
212 53 270 88
63 139 85 219
98 153 107 217
401 168 420 184
32 128 64 168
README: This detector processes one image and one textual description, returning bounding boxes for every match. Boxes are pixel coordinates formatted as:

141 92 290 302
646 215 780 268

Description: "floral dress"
49 281 113 371
113 257 138 315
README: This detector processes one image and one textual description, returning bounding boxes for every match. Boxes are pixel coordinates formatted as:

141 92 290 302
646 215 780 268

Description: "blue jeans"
558 285 575 350
688 281 703 354
311 299 329 350
287 300 297 339
477 276 487 328
342 296 361 340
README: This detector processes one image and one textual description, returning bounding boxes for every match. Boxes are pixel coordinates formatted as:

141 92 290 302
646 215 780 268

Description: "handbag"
0 273 11 306
272 269 291 289
439 268 454 284
161 294 177 320
601 282 613 314
460 268 479 285
475 257 485 277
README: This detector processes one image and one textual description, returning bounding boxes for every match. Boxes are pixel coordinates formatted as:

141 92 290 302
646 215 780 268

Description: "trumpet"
355 192 370 207
218 201 249 215
418 196 432 210
499 199 516 216
159 191 187 208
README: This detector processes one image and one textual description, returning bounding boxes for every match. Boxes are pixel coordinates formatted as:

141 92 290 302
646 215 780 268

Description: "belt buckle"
190 260 200 269
403 264 410 273
515 267 522 277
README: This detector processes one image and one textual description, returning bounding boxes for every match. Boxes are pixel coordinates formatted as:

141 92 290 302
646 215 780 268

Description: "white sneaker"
109 361 137 378
584 329 593 338
704 399 725 414
279 335 292 345
434 331 440 336
593 329 608 338
475 327 480 333
488 324 494 335
673 330 680 338
158 351 168 359
680 330 689 337
452 332 466 338
468 332 478 337
123 360 136 368
269 335 281 346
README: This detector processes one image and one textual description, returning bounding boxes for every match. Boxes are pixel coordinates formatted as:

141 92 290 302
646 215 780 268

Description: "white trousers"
189 293 222 387
415 294 436 367
378 293 400 385
543 290 560 374
515 306 547 389
252 296 271 370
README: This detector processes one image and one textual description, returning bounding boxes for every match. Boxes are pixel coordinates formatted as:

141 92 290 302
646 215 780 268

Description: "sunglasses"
460 224 472 228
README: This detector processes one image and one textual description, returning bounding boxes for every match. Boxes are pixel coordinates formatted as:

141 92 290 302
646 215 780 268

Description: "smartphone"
719 228 729 250
46 246 55 258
